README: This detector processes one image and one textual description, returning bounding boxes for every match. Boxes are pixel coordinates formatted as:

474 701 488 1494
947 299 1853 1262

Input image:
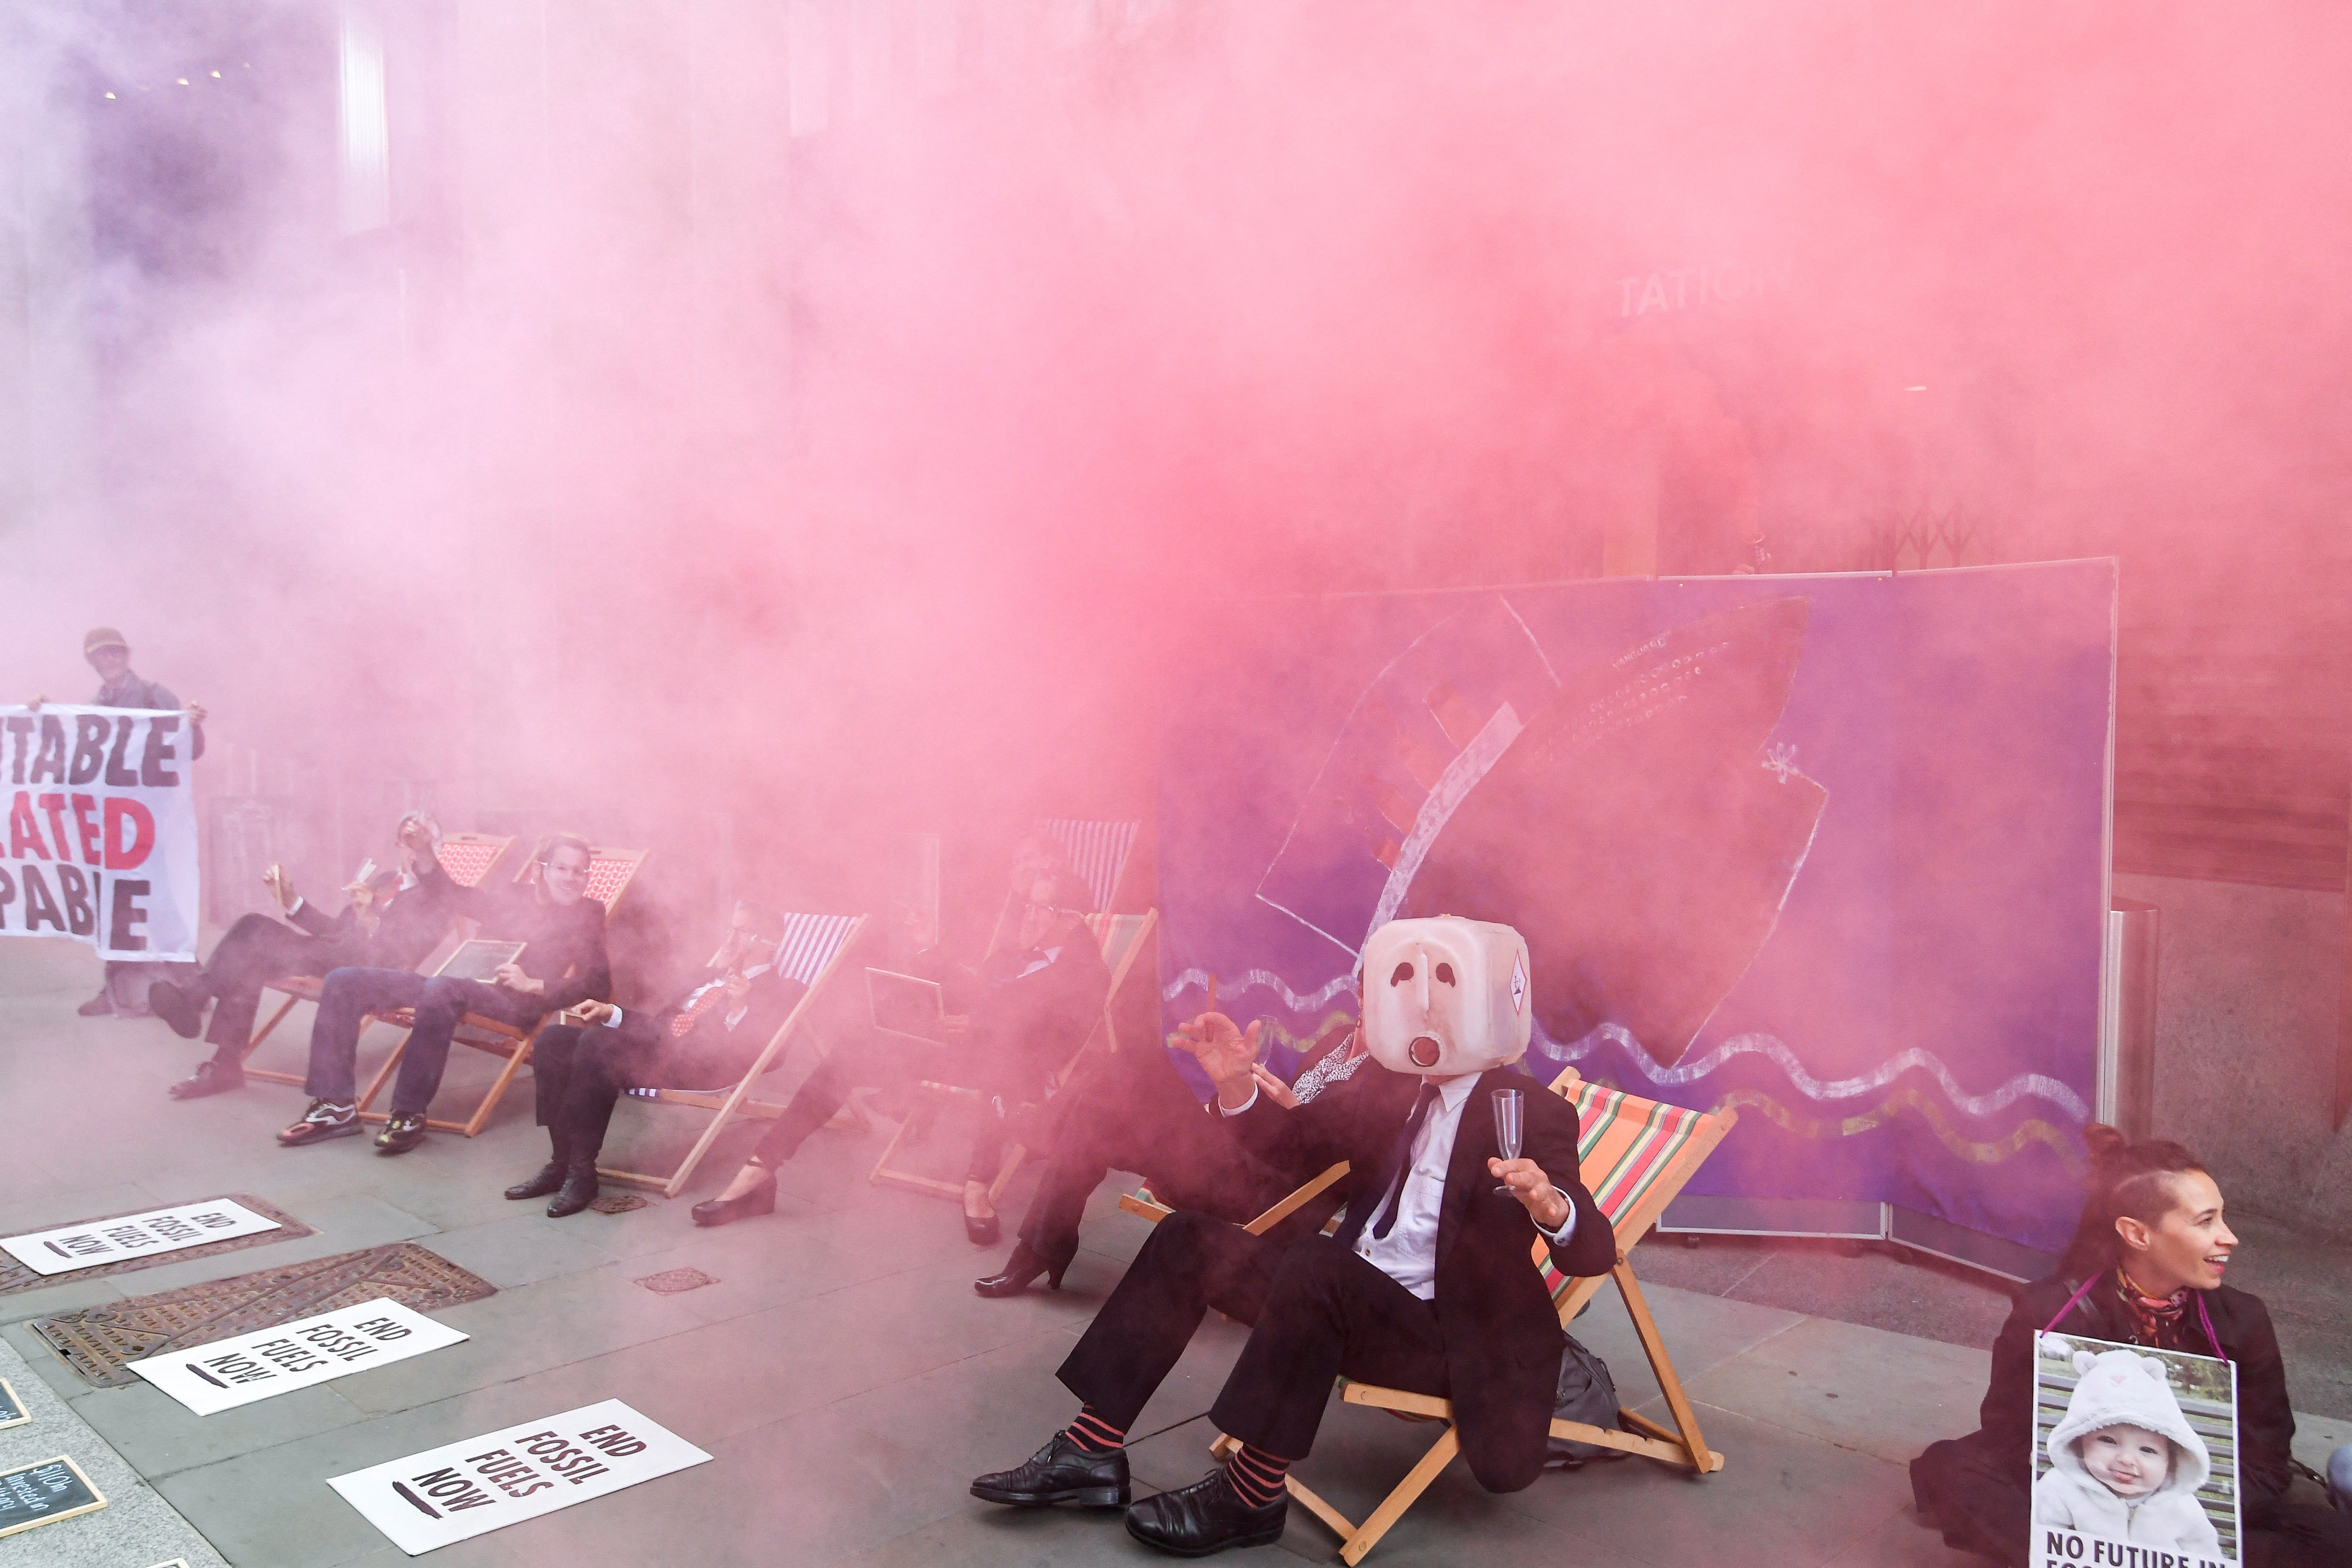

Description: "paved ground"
3 934 2345 1567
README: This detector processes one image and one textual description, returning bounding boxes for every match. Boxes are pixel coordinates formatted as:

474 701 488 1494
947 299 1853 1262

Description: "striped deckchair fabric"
1209 1063 1736 1566
599 912 870 1200
1040 819 1138 913
1536 1080 1710 1306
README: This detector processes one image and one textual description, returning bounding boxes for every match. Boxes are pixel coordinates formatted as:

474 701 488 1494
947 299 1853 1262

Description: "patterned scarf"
2111 1266 2193 1351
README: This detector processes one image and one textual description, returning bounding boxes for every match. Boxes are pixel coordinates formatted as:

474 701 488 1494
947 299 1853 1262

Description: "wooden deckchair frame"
347 844 649 1138
868 908 1158 1202
1199 1064 1737 1565
241 832 517 1087
595 912 870 1200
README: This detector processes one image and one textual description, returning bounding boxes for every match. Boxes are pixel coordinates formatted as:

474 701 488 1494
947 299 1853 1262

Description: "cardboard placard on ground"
0 1200 279 1278
329 1399 710 1555
128 1299 468 1417
0 1454 106 1539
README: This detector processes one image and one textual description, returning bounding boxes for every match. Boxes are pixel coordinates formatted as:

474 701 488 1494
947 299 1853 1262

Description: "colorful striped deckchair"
870 908 1159 1202
596 911 869 1200
240 832 516 1085
350 844 650 1138
1038 819 1139 913
1207 1063 1736 1565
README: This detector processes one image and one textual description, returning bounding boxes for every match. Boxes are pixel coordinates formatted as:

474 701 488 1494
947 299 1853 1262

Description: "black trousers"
305 968 538 1116
1057 1215 1446 1461
531 1021 758 1162
1912 1432 2352 1568
1014 1047 1299 1270
194 914 360 1062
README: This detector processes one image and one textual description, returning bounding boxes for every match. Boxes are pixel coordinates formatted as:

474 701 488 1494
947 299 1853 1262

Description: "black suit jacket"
418 860 611 1019
613 965 804 1073
1227 1062 1614 1492
1978 1274 2298 1523
289 871 458 974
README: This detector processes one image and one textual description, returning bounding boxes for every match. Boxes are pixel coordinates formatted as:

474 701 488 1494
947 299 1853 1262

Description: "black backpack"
1546 1331 1629 1468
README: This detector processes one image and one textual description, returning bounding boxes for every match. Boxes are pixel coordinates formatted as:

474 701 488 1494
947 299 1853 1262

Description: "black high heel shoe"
691 1172 777 1227
974 1241 1067 1298
964 1211 1001 1246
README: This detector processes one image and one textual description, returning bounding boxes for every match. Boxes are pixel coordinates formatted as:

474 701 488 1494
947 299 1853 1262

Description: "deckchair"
868 908 1159 1202
1039 818 1139 913
594 911 869 1199
1192 1064 1735 1565
349 844 649 1138
240 832 516 1087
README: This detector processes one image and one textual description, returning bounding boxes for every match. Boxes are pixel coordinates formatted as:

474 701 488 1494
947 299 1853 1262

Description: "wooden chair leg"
1337 1426 1460 1565
458 1040 533 1138
1615 1261 1723 1473
986 1141 1026 1204
244 994 298 1059
240 993 309 1086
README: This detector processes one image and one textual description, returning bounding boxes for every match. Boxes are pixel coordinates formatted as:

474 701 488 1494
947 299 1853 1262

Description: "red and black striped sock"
1224 1443 1289 1508
1063 1407 1126 1454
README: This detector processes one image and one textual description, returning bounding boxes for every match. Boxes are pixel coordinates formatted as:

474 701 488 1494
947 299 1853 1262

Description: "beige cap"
83 626 129 654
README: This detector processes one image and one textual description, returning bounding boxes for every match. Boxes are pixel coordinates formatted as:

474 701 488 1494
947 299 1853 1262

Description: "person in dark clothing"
152 812 462 1100
505 901 804 1218
691 855 1109 1240
972 917 1614 1558
61 627 207 1019
279 826 611 1156
1912 1125 2352 1568
972 1016 1370 1298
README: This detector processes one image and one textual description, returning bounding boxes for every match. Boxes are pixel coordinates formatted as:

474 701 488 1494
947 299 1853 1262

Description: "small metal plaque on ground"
632 1267 715 1296
31 1242 497 1387
0 1194 310 1295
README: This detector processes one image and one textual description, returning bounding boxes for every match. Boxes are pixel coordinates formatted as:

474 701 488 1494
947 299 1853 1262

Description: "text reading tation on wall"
0 705 199 961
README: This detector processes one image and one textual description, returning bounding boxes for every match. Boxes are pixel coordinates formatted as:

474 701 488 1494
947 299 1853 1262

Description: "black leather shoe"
148 980 207 1039
547 1166 599 1218
975 1241 1069 1298
168 1059 245 1100
971 1433 1129 1509
77 989 116 1018
505 1162 565 1201
690 1172 776 1227
1124 1469 1287 1557
964 1211 1001 1246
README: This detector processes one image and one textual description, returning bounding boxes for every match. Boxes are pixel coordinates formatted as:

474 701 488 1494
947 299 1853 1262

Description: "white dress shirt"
1223 1071 1576 1302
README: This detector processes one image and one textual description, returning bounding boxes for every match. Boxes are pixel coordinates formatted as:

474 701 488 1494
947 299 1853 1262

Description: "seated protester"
969 918 1614 1558
974 1011 1371 1298
1912 1125 2352 1568
152 812 459 1101
692 848 1110 1239
504 901 803 1218
278 826 611 1157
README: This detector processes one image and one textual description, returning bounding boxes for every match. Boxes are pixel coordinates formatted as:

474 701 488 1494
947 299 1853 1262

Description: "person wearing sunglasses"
278 827 611 1156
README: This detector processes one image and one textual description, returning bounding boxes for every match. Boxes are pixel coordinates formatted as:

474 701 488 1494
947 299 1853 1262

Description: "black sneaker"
168 1059 246 1100
375 1113 428 1156
278 1099 359 1146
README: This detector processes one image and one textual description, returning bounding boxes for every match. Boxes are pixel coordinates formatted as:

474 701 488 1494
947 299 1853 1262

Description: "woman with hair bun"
1911 1125 2352 1566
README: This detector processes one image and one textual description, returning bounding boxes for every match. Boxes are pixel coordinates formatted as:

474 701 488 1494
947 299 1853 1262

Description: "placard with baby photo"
2030 1331 2240 1568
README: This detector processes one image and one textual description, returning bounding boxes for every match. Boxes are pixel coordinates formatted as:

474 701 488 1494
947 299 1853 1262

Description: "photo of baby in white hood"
2033 1341 2224 1557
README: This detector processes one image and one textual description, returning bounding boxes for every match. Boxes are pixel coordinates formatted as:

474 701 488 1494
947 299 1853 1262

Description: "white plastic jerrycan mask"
1359 916 1532 1077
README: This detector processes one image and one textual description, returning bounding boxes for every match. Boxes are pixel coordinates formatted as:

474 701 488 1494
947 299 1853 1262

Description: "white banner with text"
130 1299 468 1416
0 705 199 960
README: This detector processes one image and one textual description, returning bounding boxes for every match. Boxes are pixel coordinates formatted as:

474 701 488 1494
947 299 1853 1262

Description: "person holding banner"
279 827 610 1156
152 812 461 1100
507 901 803 1218
50 627 206 1018
1910 1124 2352 1567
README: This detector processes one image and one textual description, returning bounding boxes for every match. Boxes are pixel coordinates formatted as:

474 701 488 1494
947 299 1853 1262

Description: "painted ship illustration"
1257 592 1825 1071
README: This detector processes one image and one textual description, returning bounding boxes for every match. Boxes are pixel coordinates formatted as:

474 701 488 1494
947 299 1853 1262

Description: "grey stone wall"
2114 873 2352 1237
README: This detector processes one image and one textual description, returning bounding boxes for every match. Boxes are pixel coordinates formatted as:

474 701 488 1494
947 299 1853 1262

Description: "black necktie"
1365 1082 1443 1243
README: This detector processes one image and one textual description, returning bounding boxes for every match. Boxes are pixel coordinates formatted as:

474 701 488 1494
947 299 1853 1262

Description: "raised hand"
1488 1156 1572 1232
1173 1011 1261 1108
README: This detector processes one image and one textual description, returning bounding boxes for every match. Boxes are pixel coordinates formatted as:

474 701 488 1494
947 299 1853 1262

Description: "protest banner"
328 1398 710 1554
2031 1331 2241 1568
0 1200 279 1278
0 704 199 961
130 1299 469 1416
0 1456 106 1540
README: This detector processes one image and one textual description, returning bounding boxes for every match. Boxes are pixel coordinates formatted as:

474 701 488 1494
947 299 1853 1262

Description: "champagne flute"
1492 1087 1525 1194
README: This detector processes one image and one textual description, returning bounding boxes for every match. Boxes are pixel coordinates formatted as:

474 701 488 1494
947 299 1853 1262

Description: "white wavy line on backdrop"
1164 972 2089 1120
1543 1020 2090 1121
1164 968 1354 1013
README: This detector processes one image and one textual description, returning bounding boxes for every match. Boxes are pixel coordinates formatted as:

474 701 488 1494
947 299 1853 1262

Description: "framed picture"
2030 1331 2239 1568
